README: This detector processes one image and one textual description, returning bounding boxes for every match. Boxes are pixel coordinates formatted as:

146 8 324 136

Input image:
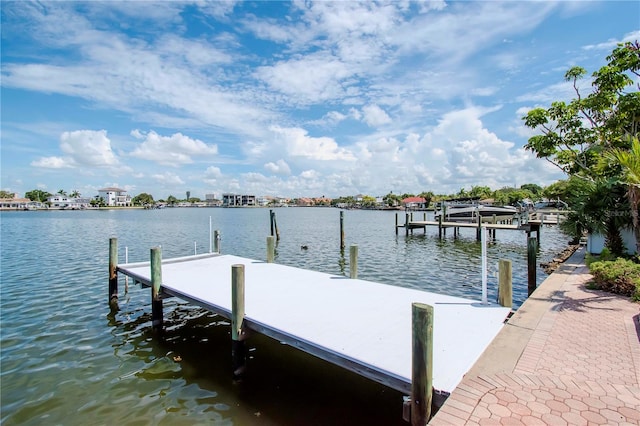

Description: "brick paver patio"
430 248 640 425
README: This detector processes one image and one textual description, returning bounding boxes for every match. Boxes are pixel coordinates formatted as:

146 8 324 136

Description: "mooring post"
476 213 482 241
481 225 488 305
340 211 346 249
411 302 433 425
395 213 399 235
150 246 163 331
270 209 274 236
527 237 538 296
349 244 358 279
214 230 220 253
108 237 119 311
438 214 442 239
498 259 513 308
273 211 280 241
267 235 275 263
231 264 246 379
405 212 409 236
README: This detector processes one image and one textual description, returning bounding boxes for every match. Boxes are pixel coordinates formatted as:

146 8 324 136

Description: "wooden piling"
231 264 246 379
270 209 274 236
405 212 410 236
340 211 345 249
214 230 220 253
150 246 163 331
108 237 119 311
267 235 275 263
498 259 513 308
273 211 280 241
395 213 399 235
438 214 442 239
476 213 482 241
349 244 358 279
411 302 433 425
527 237 538 296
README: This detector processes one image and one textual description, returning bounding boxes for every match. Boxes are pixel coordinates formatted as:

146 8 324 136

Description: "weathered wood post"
411 302 433 425
273 211 280 241
405 212 410 236
267 235 275 263
231 264 246 379
349 244 358 279
476 212 482 241
395 213 399 235
340 211 345 249
438 213 442 239
214 230 221 253
108 237 119 312
498 259 513 308
270 209 275 236
150 246 163 331
527 237 538 296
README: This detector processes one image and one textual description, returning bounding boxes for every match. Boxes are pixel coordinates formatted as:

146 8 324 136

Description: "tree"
0 190 15 199
57 189 67 196
417 191 434 208
166 195 178 205
605 137 640 252
69 190 80 198
25 189 51 202
132 193 155 206
523 41 640 253
520 184 543 197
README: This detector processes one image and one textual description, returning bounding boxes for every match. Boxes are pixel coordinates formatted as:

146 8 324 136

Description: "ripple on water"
1 209 571 425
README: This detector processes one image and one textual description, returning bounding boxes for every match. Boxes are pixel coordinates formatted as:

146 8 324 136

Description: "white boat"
435 200 517 223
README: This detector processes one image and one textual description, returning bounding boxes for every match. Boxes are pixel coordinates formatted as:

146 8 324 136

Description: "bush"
589 258 640 300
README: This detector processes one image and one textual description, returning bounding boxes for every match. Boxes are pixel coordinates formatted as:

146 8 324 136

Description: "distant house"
222 193 256 207
97 187 131 207
402 196 427 210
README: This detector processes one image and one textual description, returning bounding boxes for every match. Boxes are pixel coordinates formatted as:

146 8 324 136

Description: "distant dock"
110 239 512 423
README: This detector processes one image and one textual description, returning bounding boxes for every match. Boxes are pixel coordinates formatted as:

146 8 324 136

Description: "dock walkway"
430 248 640 425
117 253 511 400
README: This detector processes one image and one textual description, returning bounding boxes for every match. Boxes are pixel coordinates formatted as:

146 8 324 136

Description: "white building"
97 187 131 207
222 193 256 207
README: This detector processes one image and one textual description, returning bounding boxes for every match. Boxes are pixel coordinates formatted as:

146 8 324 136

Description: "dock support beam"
267 235 275 263
498 259 513 308
411 302 433 425
231 264 246 379
395 213 399 235
527 237 538 296
108 237 119 312
150 247 163 331
340 211 346 249
349 244 358 279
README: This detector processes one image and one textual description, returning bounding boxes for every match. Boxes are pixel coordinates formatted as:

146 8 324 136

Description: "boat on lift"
434 197 518 223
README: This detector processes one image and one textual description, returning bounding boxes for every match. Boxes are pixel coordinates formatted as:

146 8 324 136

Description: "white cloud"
31 156 73 169
264 159 291 176
361 104 392 127
151 172 185 186
582 30 640 51
31 129 118 169
130 130 218 166
270 126 356 161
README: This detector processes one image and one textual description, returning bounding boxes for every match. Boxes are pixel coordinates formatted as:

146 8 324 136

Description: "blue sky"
1 1 639 200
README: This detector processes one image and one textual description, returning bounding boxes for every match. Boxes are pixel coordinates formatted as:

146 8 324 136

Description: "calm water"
0 208 570 425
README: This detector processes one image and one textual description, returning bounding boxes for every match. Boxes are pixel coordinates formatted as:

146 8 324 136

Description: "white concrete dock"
117 253 511 397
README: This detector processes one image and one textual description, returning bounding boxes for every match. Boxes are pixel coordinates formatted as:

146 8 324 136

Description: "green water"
0 207 569 425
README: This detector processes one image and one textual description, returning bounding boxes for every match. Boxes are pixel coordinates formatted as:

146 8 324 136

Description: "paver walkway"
430 248 640 425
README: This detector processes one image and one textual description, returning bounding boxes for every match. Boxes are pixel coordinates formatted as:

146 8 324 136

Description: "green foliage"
520 183 543 196
25 189 52 202
589 257 640 300
132 193 155 206
0 190 16 198
166 195 178 205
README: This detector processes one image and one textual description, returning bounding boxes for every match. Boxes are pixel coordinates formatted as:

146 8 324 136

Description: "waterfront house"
97 187 132 207
222 193 256 207
402 196 427 210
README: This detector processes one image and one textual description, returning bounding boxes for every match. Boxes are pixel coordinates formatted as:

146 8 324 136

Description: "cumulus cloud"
361 104 392 127
129 130 218 166
31 129 119 169
151 171 185 186
264 159 291 175
270 126 356 161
